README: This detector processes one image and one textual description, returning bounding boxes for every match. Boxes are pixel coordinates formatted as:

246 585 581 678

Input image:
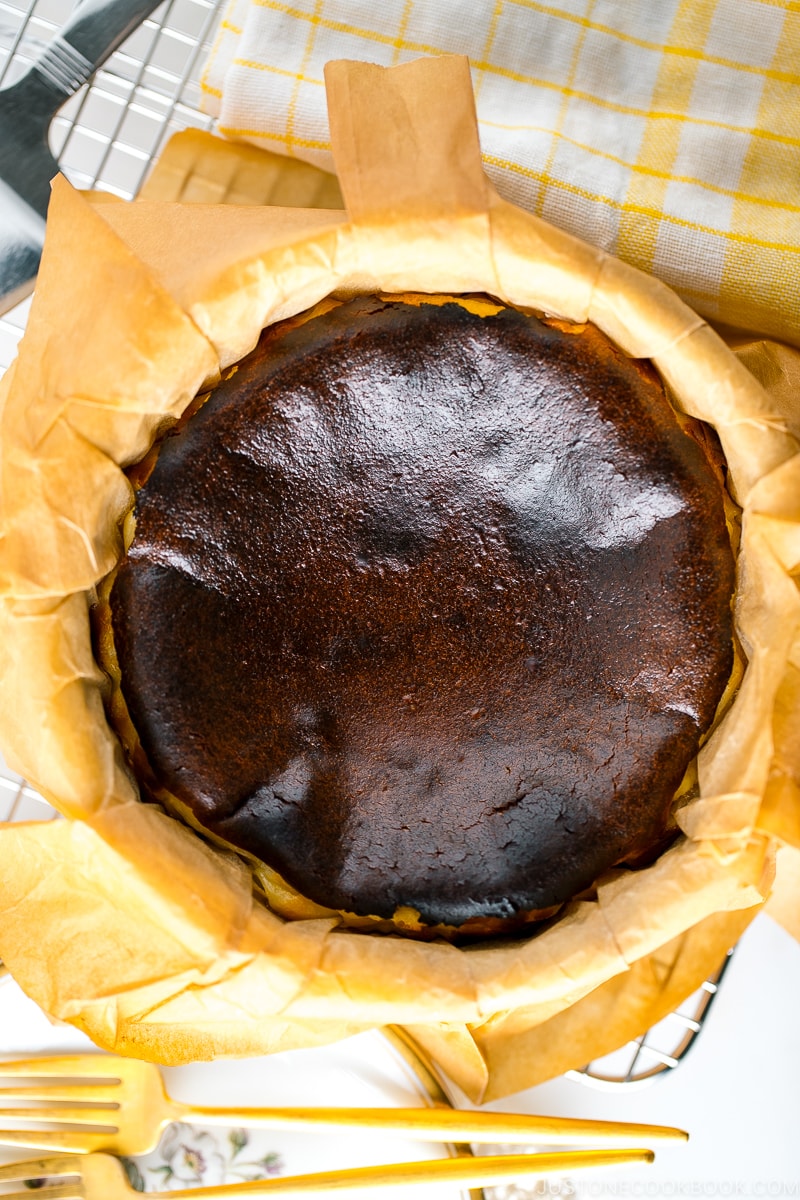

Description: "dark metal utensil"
0 0 164 314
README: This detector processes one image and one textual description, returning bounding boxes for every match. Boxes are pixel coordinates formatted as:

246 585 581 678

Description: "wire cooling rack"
0 0 733 1089
0 0 223 369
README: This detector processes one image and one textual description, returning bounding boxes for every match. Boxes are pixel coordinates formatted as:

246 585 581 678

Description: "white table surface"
478 912 800 1197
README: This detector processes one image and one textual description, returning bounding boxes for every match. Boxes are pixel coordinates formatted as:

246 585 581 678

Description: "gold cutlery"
0 1149 655 1197
0 1054 687 1156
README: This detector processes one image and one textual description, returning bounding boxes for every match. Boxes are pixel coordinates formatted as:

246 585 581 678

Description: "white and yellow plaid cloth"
202 0 800 346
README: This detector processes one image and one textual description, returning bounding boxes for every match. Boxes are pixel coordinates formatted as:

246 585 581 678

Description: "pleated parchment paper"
0 57 798 1102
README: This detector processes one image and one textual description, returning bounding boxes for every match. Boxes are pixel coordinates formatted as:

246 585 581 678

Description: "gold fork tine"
0 1127 116 1152
0 1162 85 1200
0 1104 118 1124
0 1153 84 1181
0 1190 81 1200
0 1083 121 1101
0 1056 121 1078
0 1057 166 1154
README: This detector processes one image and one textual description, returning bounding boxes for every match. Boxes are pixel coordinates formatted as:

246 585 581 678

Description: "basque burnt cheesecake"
104 294 736 939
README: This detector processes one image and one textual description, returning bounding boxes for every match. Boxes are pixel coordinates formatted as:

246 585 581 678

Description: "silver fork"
0 0 164 310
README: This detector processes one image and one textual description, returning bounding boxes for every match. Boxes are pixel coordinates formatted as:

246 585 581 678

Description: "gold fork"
0 1149 656 1197
0 1054 687 1155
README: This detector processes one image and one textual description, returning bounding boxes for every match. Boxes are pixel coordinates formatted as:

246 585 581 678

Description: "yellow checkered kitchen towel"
202 0 800 347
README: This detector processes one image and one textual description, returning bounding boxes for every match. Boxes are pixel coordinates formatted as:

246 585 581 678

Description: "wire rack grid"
0 0 224 370
0 0 732 1088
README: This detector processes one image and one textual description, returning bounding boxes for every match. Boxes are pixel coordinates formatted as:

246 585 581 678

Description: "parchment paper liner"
0 56 798 1101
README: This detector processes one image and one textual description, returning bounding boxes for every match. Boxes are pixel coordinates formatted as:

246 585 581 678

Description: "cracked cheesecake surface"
109 296 735 932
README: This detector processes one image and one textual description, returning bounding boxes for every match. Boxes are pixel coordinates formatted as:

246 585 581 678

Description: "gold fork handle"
158 1148 655 1197
177 1103 686 1145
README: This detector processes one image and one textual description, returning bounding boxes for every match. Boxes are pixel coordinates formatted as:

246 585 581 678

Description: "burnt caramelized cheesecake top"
109 296 735 932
